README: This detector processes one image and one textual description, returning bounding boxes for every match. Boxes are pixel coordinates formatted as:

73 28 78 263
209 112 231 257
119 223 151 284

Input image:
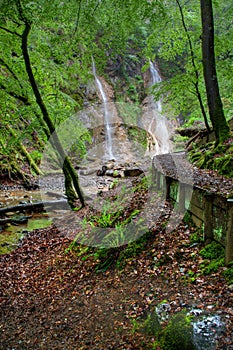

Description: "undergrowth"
188 136 233 178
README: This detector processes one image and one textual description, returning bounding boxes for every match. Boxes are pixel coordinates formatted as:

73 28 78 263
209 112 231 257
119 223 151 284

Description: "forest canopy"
0 0 232 185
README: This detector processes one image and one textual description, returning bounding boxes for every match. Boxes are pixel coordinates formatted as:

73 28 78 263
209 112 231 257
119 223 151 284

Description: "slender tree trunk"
6 124 42 175
200 0 230 145
176 0 210 134
21 21 85 207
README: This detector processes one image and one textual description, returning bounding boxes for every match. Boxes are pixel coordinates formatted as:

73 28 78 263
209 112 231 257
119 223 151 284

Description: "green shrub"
157 311 196 350
199 241 225 275
199 241 224 259
143 312 162 336
223 265 233 285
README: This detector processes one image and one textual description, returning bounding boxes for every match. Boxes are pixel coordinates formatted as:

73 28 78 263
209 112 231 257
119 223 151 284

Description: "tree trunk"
6 125 42 175
200 0 230 145
176 0 210 134
21 20 85 207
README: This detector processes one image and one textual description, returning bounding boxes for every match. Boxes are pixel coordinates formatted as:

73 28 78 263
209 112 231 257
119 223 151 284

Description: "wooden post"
156 171 161 190
204 192 214 242
152 166 157 186
225 199 233 265
165 176 172 201
179 182 186 213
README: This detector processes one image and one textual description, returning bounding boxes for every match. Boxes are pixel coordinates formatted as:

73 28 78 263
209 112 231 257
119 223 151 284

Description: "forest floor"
0 171 233 349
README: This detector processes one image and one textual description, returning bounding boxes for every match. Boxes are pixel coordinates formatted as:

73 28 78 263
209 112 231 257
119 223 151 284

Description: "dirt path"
0 210 232 349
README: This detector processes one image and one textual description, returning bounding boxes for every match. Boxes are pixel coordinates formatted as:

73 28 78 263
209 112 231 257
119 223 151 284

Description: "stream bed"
0 189 59 254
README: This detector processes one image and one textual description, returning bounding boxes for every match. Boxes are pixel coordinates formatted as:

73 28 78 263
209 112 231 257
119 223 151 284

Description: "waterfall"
92 60 114 160
149 61 162 113
147 60 171 155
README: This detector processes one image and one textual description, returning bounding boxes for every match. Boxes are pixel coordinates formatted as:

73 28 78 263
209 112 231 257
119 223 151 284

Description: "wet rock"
105 160 115 169
105 170 113 176
97 169 105 176
155 302 171 322
6 212 15 217
79 169 97 176
124 168 144 177
189 309 225 350
19 201 29 205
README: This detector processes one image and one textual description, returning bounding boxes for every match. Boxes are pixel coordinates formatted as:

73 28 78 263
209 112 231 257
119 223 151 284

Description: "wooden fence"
152 164 233 265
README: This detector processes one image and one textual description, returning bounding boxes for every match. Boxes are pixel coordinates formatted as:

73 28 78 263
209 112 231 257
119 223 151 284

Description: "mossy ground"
188 136 233 178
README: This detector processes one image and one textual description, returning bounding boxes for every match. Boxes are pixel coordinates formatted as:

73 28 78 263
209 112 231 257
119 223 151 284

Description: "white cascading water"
147 60 171 155
92 60 114 160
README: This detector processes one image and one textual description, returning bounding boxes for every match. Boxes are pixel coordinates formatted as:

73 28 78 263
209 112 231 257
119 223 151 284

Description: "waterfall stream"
91 59 172 163
145 61 172 156
92 60 114 160
149 60 162 113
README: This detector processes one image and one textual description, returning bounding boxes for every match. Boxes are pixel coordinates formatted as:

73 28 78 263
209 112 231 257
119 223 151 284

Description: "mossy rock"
199 241 224 260
199 241 225 275
157 311 196 350
143 312 162 336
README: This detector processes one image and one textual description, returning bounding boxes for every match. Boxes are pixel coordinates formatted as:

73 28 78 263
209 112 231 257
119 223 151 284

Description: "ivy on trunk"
19 1 85 208
200 0 230 145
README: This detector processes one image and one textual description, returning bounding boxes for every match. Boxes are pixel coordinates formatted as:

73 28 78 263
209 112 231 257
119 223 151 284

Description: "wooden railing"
152 161 233 265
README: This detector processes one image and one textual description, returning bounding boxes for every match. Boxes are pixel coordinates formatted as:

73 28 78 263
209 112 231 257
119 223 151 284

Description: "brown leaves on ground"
0 213 232 349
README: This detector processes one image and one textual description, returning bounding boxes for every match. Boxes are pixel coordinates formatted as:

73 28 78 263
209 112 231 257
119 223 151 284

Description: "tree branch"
0 25 21 37
175 0 210 133
0 58 24 90
74 0 82 34
0 82 30 104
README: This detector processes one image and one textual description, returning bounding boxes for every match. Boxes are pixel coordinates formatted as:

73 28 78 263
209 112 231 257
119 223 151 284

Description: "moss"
0 231 23 254
157 311 196 350
223 265 233 284
143 312 162 336
199 241 225 275
202 257 224 275
188 136 233 177
199 241 224 259
190 229 204 244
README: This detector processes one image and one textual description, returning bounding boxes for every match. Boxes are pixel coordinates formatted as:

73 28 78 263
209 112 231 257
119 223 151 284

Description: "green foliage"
93 247 120 272
116 230 151 269
199 241 225 275
156 311 195 350
189 229 204 244
223 264 233 285
189 137 233 178
199 241 224 260
86 227 152 272
131 310 161 338
30 150 42 165
0 230 24 255
143 312 162 336
183 211 194 225
202 257 225 275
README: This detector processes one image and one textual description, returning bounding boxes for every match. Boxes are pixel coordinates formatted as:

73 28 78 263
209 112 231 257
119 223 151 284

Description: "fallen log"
0 199 68 216
0 215 32 226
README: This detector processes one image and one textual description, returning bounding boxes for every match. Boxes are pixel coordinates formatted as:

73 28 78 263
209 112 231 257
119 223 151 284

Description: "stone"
124 168 144 177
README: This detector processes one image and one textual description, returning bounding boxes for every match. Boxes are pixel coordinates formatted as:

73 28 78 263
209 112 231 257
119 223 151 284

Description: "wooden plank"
188 202 204 221
190 189 204 209
190 213 203 228
212 196 228 210
225 200 233 264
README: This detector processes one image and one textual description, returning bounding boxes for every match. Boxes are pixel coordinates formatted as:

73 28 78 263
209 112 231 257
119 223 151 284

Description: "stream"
0 189 59 254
